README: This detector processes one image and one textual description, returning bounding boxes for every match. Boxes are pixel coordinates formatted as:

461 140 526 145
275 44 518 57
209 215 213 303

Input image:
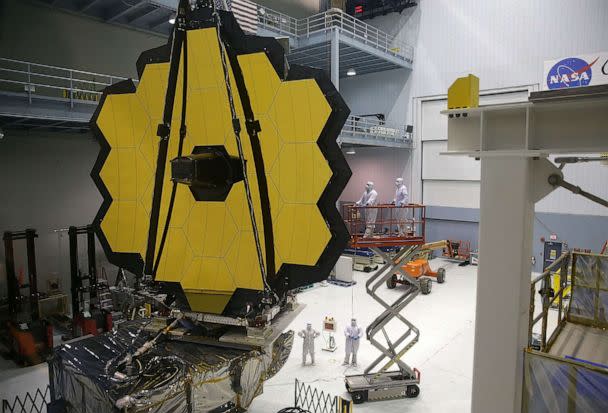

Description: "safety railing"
343 204 426 248
2 386 49 413
0 58 132 108
340 115 411 146
257 7 414 64
528 251 571 352
300 9 413 62
257 7 298 37
523 252 608 413
294 379 352 413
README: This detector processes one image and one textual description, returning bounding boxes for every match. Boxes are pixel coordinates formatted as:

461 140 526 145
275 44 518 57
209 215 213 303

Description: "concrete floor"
249 258 477 412
550 322 608 366
0 258 478 411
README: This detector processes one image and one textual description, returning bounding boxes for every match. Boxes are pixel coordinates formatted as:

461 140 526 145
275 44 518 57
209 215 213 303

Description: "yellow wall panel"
225 231 265 291
96 96 117 147
225 183 249 229
268 84 296 145
155 228 193 282
306 80 332 142
137 126 157 171
136 63 169 121
133 202 149 257
135 152 153 201
185 204 208 255
96 26 337 314
99 149 119 200
181 258 203 289
115 201 136 252
168 186 194 227
238 52 280 117
187 29 224 91
266 178 283 222
184 203 236 257
307 208 331 262
270 143 329 204
285 80 314 142
185 292 231 315
117 148 137 201
257 117 282 170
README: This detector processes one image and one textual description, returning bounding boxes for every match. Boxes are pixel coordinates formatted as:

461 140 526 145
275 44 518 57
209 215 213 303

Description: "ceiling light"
347 68 356 76
169 17 176 24
346 148 356 155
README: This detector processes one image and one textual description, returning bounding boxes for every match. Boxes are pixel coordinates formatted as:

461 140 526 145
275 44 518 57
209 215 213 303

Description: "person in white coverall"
356 182 378 238
343 318 363 366
299 323 320 366
393 178 409 236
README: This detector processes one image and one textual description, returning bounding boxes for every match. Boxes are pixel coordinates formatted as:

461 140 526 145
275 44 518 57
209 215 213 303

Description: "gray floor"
0 258 478 411
549 322 608 367
249 258 477 412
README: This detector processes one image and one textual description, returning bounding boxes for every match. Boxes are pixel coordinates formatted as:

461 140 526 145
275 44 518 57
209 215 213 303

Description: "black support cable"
221 42 277 284
211 6 277 300
144 0 188 276
153 31 189 278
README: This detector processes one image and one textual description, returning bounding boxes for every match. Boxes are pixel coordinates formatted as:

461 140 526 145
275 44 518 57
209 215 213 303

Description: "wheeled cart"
345 369 420 404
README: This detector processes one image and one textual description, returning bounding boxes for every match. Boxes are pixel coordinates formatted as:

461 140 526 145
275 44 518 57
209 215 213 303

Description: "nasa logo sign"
543 52 608 91
546 57 597 89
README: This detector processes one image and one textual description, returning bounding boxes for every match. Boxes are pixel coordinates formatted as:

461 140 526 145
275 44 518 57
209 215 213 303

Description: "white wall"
340 0 608 214
0 130 116 299
258 0 322 17
339 147 411 203
0 0 167 78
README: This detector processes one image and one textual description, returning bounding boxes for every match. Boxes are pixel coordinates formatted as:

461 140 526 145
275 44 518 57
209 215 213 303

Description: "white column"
472 156 534 413
330 28 339 91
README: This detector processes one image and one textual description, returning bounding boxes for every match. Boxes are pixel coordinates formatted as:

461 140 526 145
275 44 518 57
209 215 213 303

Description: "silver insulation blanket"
49 320 294 412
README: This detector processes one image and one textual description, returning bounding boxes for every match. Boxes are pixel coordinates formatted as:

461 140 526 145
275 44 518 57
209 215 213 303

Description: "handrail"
0 57 128 80
0 57 134 107
257 7 298 37
340 115 411 145
528 252 571 352
257 7 414 63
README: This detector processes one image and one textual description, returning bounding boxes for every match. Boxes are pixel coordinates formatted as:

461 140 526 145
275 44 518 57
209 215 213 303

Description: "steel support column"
330 28 339 91
472 157 535 413
444 85 608 413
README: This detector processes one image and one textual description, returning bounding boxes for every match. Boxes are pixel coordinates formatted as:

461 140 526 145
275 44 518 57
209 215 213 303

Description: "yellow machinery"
551 268 571 304
447 74 479 109
49 2 352 412
92 1 351 318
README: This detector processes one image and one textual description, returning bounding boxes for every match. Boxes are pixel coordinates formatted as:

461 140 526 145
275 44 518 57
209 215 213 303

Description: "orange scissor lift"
342 204 440 403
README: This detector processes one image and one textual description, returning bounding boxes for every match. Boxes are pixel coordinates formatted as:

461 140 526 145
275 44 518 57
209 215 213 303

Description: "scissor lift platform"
345 244 426 404
343 204 426 249
345 369 420 404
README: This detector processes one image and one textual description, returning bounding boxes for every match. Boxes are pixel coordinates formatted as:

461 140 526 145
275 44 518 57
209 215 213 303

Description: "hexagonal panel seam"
257 117 284 172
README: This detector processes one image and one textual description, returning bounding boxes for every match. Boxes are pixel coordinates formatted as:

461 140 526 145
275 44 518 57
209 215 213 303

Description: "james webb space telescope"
49 1 351 411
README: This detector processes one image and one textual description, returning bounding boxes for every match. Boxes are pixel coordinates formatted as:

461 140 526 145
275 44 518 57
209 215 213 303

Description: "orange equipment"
343 204 426 249
387 241 448 294
442 240 471 263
